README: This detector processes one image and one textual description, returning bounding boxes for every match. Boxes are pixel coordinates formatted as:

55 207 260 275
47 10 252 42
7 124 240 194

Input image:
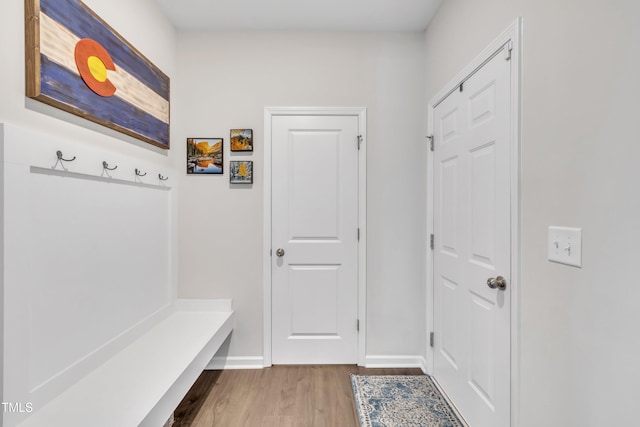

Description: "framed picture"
230 129 253 152
187 138 223 174
230 161 253 184
25 0 170 149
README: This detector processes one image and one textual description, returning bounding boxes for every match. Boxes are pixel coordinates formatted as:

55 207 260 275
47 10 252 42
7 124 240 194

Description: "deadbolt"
487 276 507 291
276 248 285 257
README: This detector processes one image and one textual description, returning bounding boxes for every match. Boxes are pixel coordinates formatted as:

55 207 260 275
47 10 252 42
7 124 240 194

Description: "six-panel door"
433 49 512 427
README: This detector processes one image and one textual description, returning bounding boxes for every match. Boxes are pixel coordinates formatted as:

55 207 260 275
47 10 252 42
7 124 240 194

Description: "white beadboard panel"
1 121 178 427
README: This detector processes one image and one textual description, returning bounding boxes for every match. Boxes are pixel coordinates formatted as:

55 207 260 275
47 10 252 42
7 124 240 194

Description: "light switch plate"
548 226 582 267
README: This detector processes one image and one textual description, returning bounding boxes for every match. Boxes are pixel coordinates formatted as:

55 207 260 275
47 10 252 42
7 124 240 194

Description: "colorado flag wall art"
25 0 171 149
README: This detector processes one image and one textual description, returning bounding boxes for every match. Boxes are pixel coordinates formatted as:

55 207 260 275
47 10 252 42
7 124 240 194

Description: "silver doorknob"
276 248 285 257
487 276 507 291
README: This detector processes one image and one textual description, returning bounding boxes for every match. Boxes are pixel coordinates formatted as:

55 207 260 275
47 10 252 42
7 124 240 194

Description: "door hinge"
430 332 434 347
357 228 360 241
430 234 434 250
459 81 464 92
357 319 360 332
270 249 272 256
426 135 434 151
504 40 513 61
357 135 363 150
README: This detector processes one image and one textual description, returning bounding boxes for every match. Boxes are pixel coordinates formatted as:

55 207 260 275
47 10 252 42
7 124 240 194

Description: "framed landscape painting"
25 0 171 149
230 161 253 184
187 138 223 174
230 129 253 152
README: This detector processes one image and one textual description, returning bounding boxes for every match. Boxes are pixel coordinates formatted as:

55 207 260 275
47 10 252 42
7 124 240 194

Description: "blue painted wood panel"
31 0 170 148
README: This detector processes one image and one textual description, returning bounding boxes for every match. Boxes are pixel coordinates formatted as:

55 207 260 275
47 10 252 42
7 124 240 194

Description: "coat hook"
56 150 76 162
135 168 147 177
102 161 118 171
158 174 168 181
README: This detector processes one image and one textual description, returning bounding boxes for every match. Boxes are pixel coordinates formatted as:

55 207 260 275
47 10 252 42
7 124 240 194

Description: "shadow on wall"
25 98 169 156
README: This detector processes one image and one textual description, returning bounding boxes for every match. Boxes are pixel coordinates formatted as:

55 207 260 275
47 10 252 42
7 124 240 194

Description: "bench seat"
17 299 233 427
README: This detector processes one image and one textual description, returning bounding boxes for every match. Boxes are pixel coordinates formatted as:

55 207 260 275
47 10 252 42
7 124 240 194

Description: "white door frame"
263 107 367 367
426 19 522 426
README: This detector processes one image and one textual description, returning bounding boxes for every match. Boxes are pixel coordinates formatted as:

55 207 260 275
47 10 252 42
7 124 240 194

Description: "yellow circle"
87 56 108 83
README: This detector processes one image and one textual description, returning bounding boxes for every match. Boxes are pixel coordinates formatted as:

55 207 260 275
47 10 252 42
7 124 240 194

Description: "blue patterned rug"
350 375 466 427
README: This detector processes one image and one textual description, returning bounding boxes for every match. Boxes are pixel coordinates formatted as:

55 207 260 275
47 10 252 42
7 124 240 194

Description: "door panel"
439 276 460 369
469 81 496 128
440 157 459 256
290 265 339 335
272 115 359 364
470 142 497 267
289 131 340 239
433 47 511 427
469 291 497 409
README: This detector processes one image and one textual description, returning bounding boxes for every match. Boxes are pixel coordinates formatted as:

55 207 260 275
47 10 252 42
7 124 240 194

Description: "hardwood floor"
173 365 424 427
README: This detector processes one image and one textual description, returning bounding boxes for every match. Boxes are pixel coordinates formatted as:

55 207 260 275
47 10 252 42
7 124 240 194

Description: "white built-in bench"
17 300 234 427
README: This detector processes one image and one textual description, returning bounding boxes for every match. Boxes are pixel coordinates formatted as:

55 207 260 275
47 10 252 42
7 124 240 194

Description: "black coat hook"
102 161 118 171
135 168 147 177
56 150 76 162
159 174 168 181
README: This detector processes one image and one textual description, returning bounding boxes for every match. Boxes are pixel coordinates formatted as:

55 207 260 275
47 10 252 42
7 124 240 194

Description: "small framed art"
187 138 223 174
230 161 253 184
230 129 253 152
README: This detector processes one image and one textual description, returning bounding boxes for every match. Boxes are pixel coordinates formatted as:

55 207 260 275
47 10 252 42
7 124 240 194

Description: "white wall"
0 2 178 290
1 0 428 398
1 123 175 426
0 0 178 220
425 0 640 425
174 31 428 364
4 0 639 423
0 1 178 424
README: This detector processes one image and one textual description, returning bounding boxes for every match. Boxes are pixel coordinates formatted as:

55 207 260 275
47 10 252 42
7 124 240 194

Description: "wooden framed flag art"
25 0 171 149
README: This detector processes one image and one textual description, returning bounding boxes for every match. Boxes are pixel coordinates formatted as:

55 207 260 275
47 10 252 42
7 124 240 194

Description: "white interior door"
433 47 512 426
271 114 359 364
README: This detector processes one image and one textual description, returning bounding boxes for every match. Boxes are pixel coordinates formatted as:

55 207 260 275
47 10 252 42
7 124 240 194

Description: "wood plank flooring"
173 365 424 427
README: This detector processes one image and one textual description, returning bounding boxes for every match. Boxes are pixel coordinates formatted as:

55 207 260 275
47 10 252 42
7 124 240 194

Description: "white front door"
433 47 512 426
271 114 360 364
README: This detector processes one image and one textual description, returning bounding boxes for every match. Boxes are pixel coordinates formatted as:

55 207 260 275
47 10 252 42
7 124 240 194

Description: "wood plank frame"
24 0 171 149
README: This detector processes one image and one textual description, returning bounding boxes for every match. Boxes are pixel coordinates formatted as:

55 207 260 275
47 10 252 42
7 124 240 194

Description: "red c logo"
74 38 116 97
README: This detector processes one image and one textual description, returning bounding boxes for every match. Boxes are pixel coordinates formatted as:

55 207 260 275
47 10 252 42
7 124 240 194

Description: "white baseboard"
206 356 264 370
418 356 428 374
365 355 427 372
206 355 427 372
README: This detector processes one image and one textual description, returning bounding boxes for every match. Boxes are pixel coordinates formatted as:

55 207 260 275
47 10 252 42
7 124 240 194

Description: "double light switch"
548 226 582 268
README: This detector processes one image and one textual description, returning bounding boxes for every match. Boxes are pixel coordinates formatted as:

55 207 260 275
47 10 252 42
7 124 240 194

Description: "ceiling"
154 0 444 32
